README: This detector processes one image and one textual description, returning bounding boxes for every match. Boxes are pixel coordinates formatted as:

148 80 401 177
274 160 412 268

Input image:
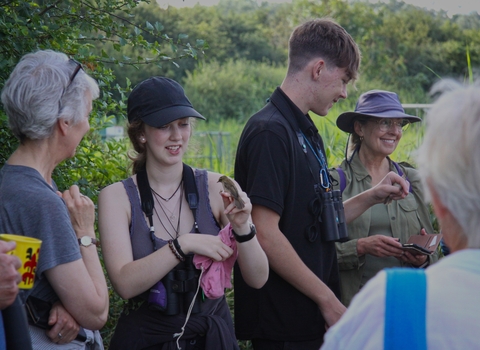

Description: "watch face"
80 236 92 246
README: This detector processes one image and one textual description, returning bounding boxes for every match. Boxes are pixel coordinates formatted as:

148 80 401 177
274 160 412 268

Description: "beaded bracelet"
168 239 185 262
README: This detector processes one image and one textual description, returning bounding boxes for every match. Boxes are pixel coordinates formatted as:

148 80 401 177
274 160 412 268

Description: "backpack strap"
137 168 155 234
392 161 412 193
384 268 427 350
182 163 199 232
336 167 347 194
137 163 200 238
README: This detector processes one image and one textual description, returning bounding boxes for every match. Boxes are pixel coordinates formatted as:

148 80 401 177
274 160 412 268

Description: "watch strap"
232 224 256 243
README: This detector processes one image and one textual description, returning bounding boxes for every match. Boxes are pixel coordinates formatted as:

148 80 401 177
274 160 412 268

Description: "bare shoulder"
99 180 126 198
98 179 131 211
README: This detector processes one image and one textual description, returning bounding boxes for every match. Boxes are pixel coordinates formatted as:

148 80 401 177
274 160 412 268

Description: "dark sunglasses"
58 59 84 112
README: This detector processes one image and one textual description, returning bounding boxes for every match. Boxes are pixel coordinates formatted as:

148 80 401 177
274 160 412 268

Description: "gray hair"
1 50 99 141
417 81 480 248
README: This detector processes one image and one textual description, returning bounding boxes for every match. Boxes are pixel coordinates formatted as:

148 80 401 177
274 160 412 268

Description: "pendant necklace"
151 180 182 202
152 185 183 239
152 180 183 221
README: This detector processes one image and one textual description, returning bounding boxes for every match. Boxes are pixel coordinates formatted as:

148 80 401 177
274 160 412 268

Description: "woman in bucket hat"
329 90 438 307
97 77 268 350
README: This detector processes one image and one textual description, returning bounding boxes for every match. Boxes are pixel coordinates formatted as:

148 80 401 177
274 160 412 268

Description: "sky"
157 0 479 16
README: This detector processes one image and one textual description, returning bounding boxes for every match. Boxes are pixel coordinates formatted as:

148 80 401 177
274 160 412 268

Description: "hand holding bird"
218 175 245 210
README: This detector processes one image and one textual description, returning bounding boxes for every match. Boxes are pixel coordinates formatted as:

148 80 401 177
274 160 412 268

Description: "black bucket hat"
336 90 421 133
127 76 205 127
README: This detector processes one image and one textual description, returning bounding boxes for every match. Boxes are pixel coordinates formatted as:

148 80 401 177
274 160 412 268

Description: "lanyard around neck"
300 131 331 190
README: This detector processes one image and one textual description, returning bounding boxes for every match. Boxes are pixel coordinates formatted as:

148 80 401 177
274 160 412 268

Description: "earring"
139 137 146 143
360 136 364 142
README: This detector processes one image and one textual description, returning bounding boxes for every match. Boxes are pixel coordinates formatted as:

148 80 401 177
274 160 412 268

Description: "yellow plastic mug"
0 234 42 289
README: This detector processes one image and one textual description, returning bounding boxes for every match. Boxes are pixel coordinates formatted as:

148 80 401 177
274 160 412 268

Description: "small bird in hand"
218 175 245 209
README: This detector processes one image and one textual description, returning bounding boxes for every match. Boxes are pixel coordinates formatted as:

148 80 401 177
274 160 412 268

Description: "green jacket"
329 153 437 306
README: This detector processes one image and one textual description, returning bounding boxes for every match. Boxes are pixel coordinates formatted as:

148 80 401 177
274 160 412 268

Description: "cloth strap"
384 268 427 350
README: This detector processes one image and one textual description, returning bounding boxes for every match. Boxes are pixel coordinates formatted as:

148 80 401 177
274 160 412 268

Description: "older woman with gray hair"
322 83 480 349
0 50 108 349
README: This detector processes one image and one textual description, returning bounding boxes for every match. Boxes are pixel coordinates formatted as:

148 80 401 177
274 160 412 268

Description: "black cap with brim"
336 90 421 133
140 104 205 127
127 76 206 127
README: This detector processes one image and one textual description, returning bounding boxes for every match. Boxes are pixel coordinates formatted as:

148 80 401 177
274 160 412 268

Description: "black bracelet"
232 224 256 243
173 238 188 260
168 239 185 262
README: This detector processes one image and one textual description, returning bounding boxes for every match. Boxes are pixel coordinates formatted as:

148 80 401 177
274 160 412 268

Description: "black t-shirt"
234 88 340 342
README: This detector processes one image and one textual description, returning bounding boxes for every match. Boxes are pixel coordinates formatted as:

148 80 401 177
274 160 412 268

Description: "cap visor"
142 105 206 127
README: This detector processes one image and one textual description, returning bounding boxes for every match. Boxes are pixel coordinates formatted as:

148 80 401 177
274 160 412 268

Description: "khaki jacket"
330 154 437 306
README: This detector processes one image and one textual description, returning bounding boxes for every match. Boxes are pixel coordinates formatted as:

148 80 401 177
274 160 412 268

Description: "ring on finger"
58 332 63 339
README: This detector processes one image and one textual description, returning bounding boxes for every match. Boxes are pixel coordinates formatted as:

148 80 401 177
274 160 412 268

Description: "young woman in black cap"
98 77 268 349
330 90 438 307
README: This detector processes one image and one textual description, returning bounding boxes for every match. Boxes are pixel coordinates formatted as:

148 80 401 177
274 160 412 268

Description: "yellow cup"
0 234 42 289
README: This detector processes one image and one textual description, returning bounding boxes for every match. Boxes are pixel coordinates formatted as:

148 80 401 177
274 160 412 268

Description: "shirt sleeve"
20 190 81 278
322 271 387 349
237 129 291 217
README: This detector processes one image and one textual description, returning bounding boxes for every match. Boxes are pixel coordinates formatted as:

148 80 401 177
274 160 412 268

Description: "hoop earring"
360 136 364 142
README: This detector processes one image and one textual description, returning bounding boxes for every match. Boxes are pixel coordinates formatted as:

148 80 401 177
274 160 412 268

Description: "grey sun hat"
336 90 421 133
127 76 205 127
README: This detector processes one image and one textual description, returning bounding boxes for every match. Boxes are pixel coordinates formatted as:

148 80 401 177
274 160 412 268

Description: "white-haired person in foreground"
321 82 480 350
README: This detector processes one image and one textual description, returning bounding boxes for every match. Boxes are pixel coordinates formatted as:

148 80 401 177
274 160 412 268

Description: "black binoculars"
148 257 202 316
306 189 348 243
320 189 348 242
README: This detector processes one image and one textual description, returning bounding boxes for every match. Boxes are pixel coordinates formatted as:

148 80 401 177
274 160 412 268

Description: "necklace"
152 185 183 239
151 180 182 202
153 188 181 221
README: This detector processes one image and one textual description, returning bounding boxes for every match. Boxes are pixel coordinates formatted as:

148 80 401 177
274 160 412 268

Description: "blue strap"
384 268 427 350
0 312 5 350
392 162 412 193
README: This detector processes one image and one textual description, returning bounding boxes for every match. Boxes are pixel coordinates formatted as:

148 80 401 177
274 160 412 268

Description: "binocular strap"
174 266 205 347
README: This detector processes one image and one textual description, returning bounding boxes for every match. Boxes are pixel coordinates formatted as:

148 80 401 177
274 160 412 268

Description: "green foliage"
184 59 285 123
0 1 205 348
1 0 478 348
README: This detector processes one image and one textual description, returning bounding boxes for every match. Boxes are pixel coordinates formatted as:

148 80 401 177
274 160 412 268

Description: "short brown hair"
287 18 361 80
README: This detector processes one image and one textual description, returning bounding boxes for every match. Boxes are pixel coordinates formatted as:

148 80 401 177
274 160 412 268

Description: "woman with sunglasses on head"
0 50 108 348
97 76 268 350
329 90 438 307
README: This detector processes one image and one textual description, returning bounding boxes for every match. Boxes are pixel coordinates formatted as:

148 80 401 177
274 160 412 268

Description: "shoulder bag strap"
392 161 412 193
136 168 155 231
182 163 199 232
384 268 427 350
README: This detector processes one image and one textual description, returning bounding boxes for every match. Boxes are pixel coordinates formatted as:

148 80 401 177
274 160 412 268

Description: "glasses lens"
401 120 410 131
375 119 409 132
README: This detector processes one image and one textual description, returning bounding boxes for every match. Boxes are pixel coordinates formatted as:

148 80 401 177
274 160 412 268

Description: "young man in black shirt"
234 18 409 349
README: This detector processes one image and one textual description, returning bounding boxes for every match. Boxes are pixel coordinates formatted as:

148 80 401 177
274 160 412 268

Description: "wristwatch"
78 236 99 247
232 224 256 243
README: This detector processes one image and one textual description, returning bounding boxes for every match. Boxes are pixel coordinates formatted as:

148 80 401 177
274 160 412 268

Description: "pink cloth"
193 223 238 299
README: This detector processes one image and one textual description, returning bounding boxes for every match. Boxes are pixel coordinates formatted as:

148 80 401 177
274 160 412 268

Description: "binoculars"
148 257 202 316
